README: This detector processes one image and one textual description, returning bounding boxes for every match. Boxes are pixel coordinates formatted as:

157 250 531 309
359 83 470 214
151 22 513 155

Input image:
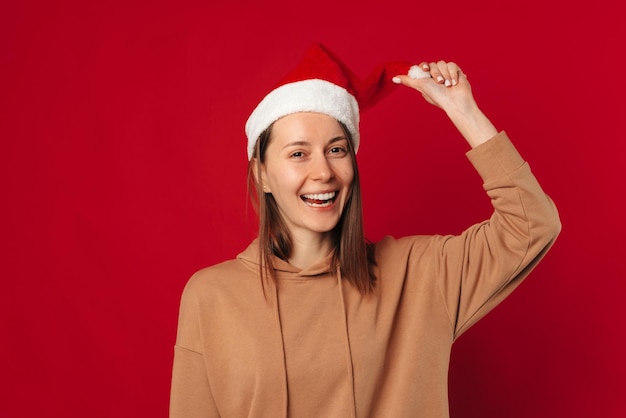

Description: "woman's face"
260 112 355 241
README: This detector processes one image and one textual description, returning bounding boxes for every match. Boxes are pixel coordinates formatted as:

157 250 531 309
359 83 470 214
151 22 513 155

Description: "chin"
308 221 341 234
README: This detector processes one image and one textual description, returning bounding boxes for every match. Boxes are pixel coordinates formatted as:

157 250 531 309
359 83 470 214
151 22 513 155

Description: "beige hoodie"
170 132 561 417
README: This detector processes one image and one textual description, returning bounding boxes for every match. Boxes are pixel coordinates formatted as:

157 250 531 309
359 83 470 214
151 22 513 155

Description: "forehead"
270 112 345 143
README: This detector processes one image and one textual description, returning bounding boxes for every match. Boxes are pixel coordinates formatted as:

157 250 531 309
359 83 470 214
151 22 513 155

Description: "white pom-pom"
408 65 431 80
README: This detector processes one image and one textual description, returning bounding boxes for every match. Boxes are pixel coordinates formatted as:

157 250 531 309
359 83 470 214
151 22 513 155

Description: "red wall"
2 1 624 417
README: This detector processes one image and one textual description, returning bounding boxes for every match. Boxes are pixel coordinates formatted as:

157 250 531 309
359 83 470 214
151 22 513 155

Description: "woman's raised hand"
393 60 473 114
392 60 498 148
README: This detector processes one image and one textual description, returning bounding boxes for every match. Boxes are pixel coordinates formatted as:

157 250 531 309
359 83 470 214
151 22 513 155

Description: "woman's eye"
329 147 347 155
290 151 304 158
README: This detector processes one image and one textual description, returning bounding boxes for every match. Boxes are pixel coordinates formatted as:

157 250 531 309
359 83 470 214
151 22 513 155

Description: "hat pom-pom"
408 65 431 80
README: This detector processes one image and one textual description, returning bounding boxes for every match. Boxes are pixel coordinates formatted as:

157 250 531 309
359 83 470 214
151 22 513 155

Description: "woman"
170 44 561 417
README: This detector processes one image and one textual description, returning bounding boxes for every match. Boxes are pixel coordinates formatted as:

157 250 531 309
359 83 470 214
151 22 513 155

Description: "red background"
2 0 624 417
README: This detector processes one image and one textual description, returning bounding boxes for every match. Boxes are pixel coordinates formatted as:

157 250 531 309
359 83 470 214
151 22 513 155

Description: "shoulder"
182 257 260 303
179 239 263 306
195 256 251 277
374 234 441 253
373 234 448 264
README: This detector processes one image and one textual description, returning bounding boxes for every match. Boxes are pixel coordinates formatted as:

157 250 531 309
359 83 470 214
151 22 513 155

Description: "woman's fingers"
392 60 464 88
429 61 461 87
392 60 469 102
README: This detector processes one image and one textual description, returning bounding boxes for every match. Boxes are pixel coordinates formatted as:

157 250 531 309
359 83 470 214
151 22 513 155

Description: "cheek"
339 163 355 186
346 169 355 185
267 168 301 194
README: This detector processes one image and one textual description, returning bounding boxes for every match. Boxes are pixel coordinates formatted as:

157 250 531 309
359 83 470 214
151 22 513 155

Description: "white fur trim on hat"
245 79 360 160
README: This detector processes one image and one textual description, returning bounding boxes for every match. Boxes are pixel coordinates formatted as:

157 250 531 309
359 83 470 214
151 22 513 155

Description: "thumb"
391 74 411 85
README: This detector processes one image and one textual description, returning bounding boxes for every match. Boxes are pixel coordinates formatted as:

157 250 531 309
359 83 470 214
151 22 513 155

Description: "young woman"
170 44 561 417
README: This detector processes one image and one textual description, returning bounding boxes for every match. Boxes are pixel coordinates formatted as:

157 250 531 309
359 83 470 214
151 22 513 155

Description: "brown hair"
247 120 376 294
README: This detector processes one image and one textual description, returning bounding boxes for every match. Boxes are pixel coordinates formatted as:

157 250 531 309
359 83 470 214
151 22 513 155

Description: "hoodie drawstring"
271 279 289 417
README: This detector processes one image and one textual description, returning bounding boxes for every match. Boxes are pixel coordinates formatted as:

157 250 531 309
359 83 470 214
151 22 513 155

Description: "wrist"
444 97 481 122
446 102 498 148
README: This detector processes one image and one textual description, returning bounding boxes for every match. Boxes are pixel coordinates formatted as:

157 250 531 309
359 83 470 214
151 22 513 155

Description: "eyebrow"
282 136 347 149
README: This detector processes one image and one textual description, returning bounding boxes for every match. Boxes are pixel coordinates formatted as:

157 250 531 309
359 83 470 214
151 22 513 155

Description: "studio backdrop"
2 0 624 417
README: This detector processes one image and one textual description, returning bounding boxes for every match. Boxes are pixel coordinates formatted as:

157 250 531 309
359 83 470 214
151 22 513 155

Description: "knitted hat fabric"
244 44 426 160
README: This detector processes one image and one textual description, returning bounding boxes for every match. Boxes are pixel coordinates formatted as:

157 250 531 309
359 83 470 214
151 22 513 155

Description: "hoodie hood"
236 238 337 278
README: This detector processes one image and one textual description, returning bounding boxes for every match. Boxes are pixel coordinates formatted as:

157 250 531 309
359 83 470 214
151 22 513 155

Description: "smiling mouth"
301 191 337 207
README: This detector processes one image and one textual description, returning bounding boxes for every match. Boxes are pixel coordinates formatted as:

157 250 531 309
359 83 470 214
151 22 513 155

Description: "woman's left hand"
393 61 475 114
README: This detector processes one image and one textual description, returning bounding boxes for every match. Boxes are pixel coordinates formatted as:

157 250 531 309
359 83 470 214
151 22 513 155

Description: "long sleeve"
354 131 561 416
434 131 561 339
170 280 220 418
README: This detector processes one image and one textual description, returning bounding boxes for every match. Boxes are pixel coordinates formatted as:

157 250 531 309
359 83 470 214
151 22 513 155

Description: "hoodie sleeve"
433 131 561 339
170 279 220 418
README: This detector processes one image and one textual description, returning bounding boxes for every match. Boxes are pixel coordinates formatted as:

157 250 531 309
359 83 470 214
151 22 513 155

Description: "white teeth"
306 201 331 207
302 191 336 201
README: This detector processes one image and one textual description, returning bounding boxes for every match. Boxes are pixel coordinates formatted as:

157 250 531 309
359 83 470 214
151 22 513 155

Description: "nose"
310 154 334 182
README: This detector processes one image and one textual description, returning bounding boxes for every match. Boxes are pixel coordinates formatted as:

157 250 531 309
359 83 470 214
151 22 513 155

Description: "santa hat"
245 43 430 160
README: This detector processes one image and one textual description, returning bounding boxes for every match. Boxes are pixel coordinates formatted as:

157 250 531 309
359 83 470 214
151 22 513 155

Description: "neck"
287 231 335 270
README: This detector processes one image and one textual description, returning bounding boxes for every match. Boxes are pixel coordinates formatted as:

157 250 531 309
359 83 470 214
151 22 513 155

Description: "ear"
251 158 271 193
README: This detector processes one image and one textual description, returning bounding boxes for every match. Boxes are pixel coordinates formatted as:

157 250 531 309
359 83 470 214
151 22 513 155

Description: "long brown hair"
247 119 376 294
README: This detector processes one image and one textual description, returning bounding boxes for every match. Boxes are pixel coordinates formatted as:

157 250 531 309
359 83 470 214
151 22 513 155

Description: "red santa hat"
245 43 430 160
